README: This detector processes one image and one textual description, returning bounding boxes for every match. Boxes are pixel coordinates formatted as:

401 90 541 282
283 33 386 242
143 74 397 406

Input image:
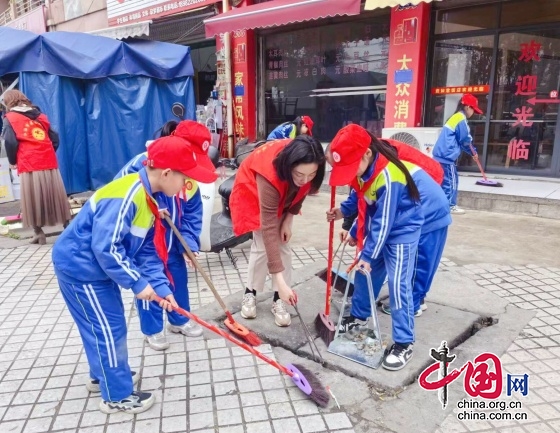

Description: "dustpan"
328 268 387 369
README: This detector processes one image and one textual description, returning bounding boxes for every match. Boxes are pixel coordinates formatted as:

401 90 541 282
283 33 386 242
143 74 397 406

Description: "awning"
204 0 361 38
365 0 442 10
87 21 152 40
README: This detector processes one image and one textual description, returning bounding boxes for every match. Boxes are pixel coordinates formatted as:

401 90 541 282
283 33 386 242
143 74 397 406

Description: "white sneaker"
86 371 139 393
271 299 291 327
167 321 203 337
382 343 414 371
420 299 428 311
450 206 465 214
146 331 169 351
241 293 257 319
99 390 155 414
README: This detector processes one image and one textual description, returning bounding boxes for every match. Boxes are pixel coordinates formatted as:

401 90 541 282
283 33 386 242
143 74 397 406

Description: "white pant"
246 228 292 292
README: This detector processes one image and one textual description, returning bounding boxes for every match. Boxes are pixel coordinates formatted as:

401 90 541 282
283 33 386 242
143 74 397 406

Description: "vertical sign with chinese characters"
216 29 257 146
385 3 431 128
508 40 542 162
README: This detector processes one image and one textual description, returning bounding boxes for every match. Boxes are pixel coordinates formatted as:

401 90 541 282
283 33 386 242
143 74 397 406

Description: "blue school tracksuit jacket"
433 111 477 207
342 159 451 344
52 169 173 402
267 122 297 140
344 158 424 345
115 152 203 335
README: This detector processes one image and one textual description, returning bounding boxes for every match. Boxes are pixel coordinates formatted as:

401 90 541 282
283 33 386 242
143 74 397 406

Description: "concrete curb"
458 191 560 219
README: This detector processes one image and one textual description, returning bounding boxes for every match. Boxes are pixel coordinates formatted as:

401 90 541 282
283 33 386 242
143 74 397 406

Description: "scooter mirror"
172 103 186 119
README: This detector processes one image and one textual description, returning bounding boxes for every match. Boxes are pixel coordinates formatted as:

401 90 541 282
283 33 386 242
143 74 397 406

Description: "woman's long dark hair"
367 132 420 203
273 135 326 192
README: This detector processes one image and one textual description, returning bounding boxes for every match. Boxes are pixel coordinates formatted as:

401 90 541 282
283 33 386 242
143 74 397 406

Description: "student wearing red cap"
326 125 425 371
230 135 325 326
267 115 314 140
433 93 483 215
115 120 217 350
52 136 217 414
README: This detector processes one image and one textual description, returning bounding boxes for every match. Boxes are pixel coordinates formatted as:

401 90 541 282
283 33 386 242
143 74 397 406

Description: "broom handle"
470 144 488 181
324 186 335 316
152 295 293 377
163 214 230 316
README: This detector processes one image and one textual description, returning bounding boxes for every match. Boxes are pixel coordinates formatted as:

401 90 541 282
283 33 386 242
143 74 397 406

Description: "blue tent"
0 27 196 193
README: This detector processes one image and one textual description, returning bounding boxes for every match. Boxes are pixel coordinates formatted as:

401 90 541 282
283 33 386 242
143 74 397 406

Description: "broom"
470 145 503 187
153 295 330 407
163 215 261 347
314 186 336 345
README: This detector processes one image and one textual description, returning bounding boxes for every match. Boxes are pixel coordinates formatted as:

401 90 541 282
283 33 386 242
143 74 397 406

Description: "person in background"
116 120 216 350
1 89 71 244
230 136 325 327
52 136 217 414
433 93 483 215
267 115 314 140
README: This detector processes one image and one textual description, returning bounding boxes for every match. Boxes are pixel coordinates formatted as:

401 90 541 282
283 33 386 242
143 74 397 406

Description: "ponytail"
367 132 421 203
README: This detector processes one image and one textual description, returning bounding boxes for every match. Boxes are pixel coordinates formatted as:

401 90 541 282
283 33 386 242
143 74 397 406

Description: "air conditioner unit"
381 127 442 157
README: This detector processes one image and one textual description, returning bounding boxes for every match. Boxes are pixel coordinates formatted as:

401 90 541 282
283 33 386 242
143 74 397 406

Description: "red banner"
432 85 490 95
216 29 257 152
385 3 431 128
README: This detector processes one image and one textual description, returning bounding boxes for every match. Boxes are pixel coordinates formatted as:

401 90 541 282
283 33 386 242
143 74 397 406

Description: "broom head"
224 317 262 346
314 313 336 346
288 363 330 407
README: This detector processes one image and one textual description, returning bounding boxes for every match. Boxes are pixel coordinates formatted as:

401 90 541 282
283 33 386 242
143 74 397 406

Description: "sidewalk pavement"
0 240 560 432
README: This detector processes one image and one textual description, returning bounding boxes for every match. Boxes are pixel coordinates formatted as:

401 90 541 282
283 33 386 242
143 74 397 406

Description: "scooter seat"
218 175 236 201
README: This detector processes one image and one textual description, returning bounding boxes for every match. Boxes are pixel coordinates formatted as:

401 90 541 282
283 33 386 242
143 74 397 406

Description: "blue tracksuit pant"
55 270 133 402
351 241 418 345
412 227 448 313
137 253 191 336
440 162 459 207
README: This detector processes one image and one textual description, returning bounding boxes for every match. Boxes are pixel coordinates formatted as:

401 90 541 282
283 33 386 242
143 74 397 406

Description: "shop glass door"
488 29 560 174
426 35 494 170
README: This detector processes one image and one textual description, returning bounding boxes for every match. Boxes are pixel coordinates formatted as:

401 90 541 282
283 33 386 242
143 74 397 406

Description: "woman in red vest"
2 90 71 244
230 135 325 327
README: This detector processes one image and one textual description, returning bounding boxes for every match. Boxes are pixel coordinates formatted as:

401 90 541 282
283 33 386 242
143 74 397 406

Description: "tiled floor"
0 245 354 433
1 245 559 432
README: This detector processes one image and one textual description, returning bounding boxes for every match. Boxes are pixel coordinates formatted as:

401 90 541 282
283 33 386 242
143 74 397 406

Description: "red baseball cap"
173 120 216 172
301 115 314 135
461 93 483 114
146 136 218 184
329 124 371 186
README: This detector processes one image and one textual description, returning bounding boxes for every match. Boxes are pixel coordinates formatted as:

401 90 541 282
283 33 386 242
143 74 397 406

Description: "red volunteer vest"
230 139 312 236
5 112 58 174
386 139 444 185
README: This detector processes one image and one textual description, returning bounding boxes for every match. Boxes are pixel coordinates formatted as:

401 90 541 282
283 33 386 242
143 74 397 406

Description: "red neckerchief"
141 179 174 287
350 154 389 251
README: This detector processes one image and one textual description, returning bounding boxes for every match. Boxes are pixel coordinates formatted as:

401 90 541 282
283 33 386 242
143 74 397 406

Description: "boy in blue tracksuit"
52 136 217 414
433 93 483 215
116 120 216 351
327 125 424 371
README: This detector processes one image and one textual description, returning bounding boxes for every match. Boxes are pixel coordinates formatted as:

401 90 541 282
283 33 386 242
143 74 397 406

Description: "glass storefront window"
488 29 560 171
435 5 498 35
427 35 493 168
501 0 560 28
262 16 390 142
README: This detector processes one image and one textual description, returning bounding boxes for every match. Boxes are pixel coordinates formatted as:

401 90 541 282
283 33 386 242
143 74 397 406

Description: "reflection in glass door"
488 29 560 173
426 35 493 170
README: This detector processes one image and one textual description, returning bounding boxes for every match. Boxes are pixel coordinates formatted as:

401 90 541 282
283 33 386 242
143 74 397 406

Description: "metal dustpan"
328 268 386 369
